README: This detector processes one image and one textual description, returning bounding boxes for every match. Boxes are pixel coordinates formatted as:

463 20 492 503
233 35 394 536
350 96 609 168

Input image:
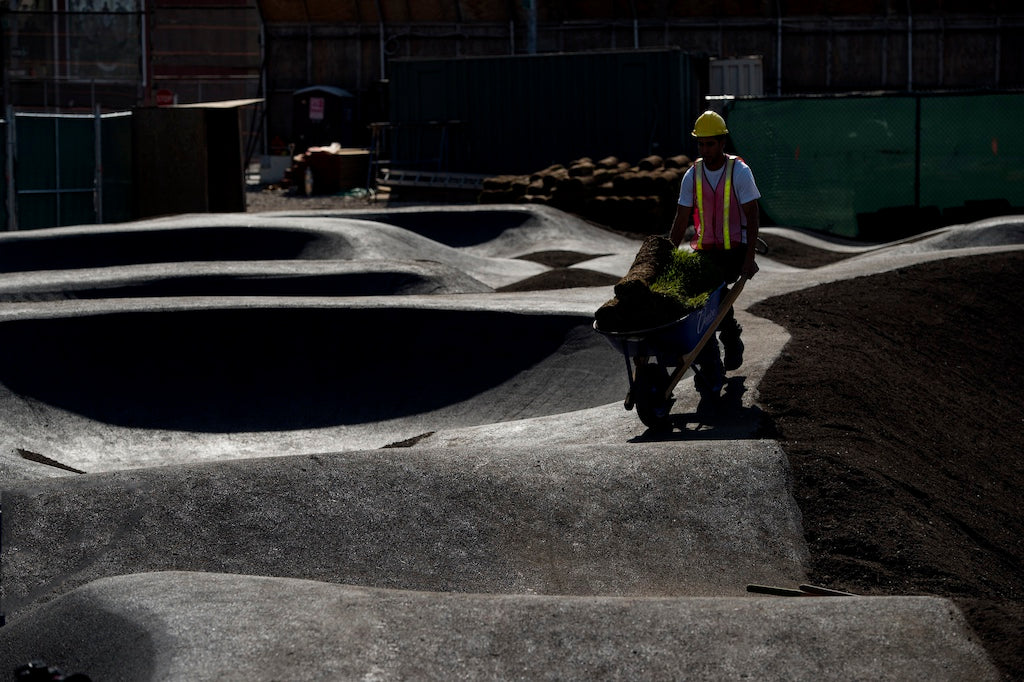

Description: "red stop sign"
155 89 175 107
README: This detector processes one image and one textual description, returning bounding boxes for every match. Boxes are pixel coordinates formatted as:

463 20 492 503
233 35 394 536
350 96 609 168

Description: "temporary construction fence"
723 92 1024 239
1 109 134 231
2 102 254 231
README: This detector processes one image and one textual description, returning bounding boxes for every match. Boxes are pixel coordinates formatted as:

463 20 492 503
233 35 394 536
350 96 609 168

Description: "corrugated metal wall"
387 48 704 175
260 5 1024 155
149 0 262 105
2 1 261 113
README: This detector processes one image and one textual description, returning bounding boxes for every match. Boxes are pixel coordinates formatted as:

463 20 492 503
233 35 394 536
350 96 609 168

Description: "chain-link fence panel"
725 93 1024 240
13 114 96 230
4 3 144 111
920 93 1024 224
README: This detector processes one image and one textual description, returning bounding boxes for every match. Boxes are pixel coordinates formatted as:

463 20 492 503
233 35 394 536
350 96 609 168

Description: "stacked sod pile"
595 236 726 332
479 154 691 233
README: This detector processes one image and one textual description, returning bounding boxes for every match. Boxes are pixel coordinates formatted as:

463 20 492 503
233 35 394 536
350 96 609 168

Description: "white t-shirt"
677 157 761 208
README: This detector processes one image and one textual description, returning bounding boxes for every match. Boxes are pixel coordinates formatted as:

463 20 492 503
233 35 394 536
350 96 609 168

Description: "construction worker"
669 110 761 400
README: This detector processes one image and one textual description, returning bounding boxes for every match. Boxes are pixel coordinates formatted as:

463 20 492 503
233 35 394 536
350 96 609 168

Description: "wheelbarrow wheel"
634 363 674 432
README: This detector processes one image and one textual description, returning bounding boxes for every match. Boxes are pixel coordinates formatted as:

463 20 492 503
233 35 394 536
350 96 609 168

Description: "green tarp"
725 93 1024 239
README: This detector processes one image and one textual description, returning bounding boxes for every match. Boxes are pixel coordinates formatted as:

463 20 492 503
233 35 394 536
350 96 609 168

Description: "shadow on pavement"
630 377 764 441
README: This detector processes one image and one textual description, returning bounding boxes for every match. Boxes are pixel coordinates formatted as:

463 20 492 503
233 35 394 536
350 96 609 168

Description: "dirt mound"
751 251 1024 679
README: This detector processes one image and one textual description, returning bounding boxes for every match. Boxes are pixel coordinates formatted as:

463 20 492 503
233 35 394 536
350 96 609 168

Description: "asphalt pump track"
1 205 1017 680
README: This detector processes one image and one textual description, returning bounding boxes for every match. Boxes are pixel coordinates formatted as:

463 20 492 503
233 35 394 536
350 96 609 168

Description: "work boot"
693 340 724 399
720 321 744 371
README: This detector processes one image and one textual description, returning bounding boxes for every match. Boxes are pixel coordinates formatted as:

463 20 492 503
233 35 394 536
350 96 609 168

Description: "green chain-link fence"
2 111 134 230
725 93 1024 240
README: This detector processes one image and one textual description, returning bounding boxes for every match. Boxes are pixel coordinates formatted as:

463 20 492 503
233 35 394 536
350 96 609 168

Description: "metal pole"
140 0 149 94
375 0 387 80
306 24 312 84
379 22 386 79
914 95 921 210
882 28 888 87
525 0 537 54
776 14 782 95
94 103 103 224
994 16 1001 87
5 106 17 230
52 0 61 108
54 115 61 225
906 5 913 92
260 20 268 156
630 0 638 49
826 18 832 90
938 17 944 87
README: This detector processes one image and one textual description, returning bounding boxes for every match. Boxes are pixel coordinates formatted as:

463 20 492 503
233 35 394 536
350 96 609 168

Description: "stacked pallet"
280 144 371 196
479 154 692 233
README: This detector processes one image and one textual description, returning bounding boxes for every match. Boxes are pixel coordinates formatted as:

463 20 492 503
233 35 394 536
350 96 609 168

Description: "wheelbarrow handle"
663 277 747 398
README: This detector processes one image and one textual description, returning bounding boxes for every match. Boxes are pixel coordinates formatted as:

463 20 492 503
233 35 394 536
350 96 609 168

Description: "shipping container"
386 48 707 176
709 57 764 97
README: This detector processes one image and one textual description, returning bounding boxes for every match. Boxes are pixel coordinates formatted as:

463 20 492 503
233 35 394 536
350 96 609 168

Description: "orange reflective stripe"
722 157 735 250
694 159 705 249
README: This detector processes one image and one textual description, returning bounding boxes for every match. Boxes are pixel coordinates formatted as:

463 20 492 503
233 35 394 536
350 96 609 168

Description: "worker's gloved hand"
741 259 759 279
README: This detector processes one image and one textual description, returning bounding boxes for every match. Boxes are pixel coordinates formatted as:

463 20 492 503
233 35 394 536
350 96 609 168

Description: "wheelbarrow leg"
623 353 637 410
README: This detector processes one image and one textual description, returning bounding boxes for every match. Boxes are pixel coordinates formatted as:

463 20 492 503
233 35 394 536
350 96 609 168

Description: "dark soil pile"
511 238 1024 676
751 251 1024 680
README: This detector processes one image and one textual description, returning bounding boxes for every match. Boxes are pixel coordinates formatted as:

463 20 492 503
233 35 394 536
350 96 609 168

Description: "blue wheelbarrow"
593 279 746 430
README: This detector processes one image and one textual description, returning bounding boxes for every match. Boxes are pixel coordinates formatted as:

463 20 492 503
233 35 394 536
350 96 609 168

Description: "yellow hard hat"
692 110 729 137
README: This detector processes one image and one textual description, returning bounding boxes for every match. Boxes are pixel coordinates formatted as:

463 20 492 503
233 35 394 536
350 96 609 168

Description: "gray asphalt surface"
1 204 1016 680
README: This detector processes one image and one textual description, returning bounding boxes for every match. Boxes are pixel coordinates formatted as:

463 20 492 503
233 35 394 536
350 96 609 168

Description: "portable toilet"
292 86 356 149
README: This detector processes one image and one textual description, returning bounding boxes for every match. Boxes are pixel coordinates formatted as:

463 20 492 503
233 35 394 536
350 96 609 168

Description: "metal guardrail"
379 168 488 190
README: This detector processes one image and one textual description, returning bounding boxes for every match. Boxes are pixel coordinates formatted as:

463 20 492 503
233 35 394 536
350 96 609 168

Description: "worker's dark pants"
697 247 747 337
694 248 747 384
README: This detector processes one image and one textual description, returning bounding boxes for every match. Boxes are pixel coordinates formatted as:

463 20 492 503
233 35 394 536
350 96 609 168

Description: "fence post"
4 106 16 231
914 95 921 210
94 103 104 224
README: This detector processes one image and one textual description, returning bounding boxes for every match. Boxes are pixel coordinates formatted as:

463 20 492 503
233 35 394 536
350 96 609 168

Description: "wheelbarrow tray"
593 284 726 365
592 279 746 427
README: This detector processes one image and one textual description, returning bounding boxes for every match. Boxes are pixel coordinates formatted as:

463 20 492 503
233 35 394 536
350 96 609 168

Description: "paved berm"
0 198 1021 680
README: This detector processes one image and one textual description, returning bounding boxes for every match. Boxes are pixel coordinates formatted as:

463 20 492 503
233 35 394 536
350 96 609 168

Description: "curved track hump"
342 207 537 247
1 443 806 618
0 226 332 272
0 261 493 301
0 573 997 681
0 217 548 288
0 305 621 434
283 204 642 258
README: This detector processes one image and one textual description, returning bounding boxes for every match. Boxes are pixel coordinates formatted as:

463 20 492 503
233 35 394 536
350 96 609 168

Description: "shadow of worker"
629 376 763 442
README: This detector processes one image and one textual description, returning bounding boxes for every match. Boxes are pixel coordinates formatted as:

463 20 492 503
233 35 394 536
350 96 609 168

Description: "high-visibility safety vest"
691 155 745 251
